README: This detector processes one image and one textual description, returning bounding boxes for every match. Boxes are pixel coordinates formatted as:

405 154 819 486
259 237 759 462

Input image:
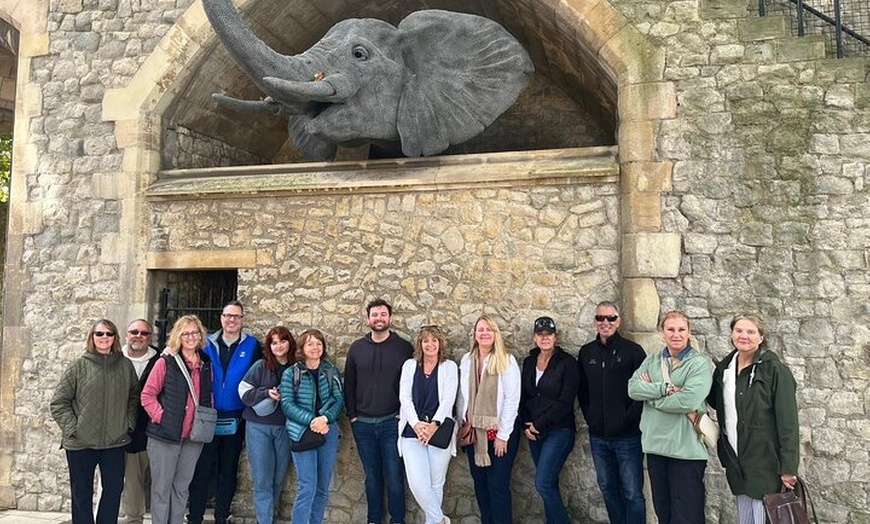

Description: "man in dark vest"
187 301 261 524
120 319 160 524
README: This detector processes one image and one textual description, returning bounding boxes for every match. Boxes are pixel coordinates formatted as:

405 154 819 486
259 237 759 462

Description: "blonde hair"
167 315 207 355
659 310 692 345
414 326 448 363
472 315 510 375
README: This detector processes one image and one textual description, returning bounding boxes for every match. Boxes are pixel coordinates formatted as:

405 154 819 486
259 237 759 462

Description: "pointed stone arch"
102 0 679 339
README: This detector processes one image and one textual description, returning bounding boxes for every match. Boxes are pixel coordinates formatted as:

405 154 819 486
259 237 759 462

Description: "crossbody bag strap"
660 354 671 383
173 354 199 407
797 476 819 524
662 354 702 426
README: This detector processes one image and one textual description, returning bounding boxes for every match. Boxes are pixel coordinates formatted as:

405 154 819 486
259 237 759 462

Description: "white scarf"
723 353 739 455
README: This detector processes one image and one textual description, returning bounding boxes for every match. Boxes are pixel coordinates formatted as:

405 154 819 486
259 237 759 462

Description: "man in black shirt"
577 301 647 524
345 298 413 524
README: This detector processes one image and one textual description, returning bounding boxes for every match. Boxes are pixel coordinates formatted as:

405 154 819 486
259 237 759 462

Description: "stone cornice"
147 147 619 199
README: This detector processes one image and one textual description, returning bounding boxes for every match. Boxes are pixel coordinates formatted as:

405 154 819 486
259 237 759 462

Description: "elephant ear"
396 10 534 157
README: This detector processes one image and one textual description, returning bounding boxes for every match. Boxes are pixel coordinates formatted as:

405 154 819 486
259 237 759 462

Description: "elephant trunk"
202 0 309 89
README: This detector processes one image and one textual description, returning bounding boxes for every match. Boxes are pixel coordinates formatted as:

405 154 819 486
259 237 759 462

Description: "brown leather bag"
763 477 817 524
458 420 476 448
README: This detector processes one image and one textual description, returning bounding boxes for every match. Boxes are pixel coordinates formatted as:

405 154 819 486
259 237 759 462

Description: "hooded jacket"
520 346 578 434
50 351 139 451
708 349 799 498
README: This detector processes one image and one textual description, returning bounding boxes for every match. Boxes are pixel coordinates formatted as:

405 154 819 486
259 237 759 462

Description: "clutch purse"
427 417 455 449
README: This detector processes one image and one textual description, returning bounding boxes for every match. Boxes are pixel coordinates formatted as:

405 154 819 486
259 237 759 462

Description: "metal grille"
154 270 238 350
760 0 870 57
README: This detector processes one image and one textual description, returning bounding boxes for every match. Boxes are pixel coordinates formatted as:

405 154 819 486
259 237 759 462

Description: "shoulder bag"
764 477 818 524
660 355 719 448
174 354 217 444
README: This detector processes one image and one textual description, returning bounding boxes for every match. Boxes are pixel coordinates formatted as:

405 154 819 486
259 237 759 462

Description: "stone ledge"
146 250 257 269
147 147 619 199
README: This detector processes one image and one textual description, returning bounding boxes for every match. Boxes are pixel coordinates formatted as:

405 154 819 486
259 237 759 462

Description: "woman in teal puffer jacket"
708 313 800 524
51 319 139 524
280 329 344 524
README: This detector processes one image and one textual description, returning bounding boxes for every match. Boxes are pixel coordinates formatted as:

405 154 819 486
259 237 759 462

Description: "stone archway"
102 0 680 341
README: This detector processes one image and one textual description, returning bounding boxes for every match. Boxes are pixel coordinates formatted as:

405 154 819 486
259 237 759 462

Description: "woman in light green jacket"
50 319 139 524
628 311 712 524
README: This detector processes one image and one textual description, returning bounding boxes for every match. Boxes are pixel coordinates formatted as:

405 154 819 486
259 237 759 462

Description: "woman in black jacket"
520 317 579 524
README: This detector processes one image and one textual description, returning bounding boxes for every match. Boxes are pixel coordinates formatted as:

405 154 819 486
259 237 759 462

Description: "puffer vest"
147 353 213 443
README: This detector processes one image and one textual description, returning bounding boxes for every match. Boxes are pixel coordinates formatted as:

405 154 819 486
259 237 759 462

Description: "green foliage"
0 132 10 203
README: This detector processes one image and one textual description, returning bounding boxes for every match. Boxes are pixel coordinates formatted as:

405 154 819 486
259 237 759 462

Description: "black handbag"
291 428 326 452
427 417 455 449
763 477 818 524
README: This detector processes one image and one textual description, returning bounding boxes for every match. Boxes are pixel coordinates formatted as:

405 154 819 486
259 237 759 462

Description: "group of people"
50 298 800 524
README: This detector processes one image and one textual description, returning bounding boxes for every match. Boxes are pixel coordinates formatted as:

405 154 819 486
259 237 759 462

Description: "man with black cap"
577 301 647 524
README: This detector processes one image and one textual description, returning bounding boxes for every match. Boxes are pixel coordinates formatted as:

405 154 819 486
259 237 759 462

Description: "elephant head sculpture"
202 0 534 160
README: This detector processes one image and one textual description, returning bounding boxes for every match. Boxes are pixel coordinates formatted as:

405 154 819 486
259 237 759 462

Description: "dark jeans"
187 420 246 522
465 431 520 524
528 428 575 524
66 447 126 524
589 434 646 524
351 418 406 524
646 453 707 524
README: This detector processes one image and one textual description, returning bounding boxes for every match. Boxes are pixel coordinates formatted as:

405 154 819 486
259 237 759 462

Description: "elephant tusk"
313 71 325 82
212 93 283 115
263 74 354 103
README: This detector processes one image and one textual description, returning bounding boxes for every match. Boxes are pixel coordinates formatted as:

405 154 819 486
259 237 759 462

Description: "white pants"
400 437 452 524
737 494 766 524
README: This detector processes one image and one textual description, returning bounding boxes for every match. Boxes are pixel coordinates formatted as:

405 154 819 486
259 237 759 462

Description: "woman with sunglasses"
456 314 521 524
708 313 800 524
51 319 139 524
520 317 579 524
398 325 458 524
140 315 213 524
238 326 297 524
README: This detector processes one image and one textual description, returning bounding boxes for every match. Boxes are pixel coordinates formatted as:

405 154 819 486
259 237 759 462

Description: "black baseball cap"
534 316 556 333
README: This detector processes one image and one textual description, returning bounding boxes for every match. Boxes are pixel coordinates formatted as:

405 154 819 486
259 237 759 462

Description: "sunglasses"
127 329 152 336
595 315 619 322
94 331 115 337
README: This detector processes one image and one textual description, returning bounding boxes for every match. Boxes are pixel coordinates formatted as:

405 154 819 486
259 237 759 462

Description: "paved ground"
0 511 158 524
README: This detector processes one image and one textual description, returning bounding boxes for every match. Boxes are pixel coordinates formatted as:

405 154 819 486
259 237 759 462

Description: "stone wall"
0 0 867 522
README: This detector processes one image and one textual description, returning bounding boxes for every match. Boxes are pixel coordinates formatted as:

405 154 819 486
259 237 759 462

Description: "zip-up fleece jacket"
125 347 160 453
280 361 344 442
344 331 413 420
577 332 646 439
628 346 713 461
50 351 139 451
204 331 261 416
239 359 291 426
708 349 799 498
520 346 578 434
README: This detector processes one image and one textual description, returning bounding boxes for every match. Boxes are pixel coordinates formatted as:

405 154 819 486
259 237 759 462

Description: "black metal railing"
760 0 870 57
154 270 239 349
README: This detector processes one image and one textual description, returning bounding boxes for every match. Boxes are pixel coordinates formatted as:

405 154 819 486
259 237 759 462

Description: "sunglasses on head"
94 331 115 337
127 329 151 336
595 315 619 322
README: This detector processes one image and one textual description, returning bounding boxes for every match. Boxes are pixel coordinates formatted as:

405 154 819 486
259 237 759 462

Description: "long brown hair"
414 326 448 364
263 326 297 371
86 319 122 354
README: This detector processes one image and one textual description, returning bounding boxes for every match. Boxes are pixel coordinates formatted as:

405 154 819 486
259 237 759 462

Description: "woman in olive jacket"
50 319 139 524
708 313 800 524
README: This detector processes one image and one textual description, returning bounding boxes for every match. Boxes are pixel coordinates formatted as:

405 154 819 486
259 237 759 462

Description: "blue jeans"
291 422 339 524
465 431 520 524
188 420 246 522
528 428 575 524
66 447 126 524
589 434 646 524
351 418 406 524
246 421 292 524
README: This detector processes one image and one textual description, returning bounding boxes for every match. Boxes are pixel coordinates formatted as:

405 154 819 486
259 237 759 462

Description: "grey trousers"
121 450 150 523
737 494 766 524
147 438 203 524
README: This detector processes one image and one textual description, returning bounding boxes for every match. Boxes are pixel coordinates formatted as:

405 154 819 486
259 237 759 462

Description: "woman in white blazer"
455 315 521 524
398 325 459 524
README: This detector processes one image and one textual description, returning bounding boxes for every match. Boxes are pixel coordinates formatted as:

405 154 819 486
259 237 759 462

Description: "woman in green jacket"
50 319 139 524
628 310 712 524
280 329 344 524
708 313 799 524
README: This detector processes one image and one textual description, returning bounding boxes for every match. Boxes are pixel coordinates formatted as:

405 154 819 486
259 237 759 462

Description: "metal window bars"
759 0 870 57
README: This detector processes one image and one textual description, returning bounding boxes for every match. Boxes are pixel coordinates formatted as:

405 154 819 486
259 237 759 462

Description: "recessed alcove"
160 0 619 168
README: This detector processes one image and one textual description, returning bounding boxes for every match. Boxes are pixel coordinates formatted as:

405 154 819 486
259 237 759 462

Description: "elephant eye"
352 45 369 61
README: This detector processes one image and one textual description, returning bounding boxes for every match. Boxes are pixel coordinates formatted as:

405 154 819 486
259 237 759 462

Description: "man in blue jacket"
187 301 261 524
